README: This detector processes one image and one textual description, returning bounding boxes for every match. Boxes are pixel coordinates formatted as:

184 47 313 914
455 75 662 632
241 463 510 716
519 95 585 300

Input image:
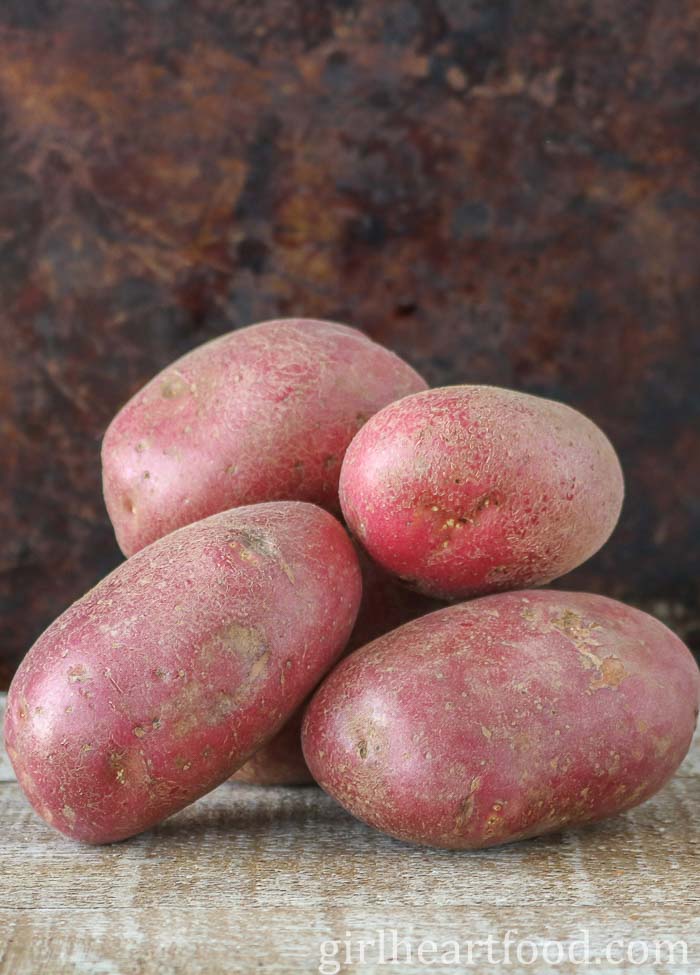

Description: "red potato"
339 385 624 599
4 503 362 843
302 591 700 850
102 318 427 556
232 551 443 785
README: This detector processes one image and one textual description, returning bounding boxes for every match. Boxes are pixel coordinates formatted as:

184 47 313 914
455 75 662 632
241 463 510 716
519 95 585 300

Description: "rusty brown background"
1 0 699 685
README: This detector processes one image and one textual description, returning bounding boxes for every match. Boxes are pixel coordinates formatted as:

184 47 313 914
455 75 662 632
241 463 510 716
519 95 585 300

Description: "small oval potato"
232 551 442 785
102 318 427 556
4 502 362 843
339 385 624 599
302 591 700 850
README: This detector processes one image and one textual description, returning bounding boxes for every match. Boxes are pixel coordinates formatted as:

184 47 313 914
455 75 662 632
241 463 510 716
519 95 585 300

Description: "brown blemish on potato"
654 736 672 758
234 545 257 562
67 665 91 683
423 490 507 561
550 609 603 669
170 627 271 740
447 491 503 529
231 528 295 582
169 686 212 739
551 609 601 643
234 528 278 559
454 776 482 830
249 651 270 682
589 656 627 690
160 375 188 399
74 742 94 774
220 622 266 661
474 491 502 513
624 782 650 807
346 712 387 769
62 804 76 824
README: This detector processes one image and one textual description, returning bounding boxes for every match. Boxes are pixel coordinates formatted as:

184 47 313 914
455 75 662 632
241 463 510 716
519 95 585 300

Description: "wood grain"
1 695 698 973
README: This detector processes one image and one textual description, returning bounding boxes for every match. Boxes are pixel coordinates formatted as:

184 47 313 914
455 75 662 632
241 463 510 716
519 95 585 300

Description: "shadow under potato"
145 783 644 856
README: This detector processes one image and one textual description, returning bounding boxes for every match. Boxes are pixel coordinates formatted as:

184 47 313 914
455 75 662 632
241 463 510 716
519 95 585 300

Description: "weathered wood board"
1 695 698 974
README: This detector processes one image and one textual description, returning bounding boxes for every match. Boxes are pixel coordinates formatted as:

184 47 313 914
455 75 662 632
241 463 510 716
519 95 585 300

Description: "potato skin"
102 318 427 556
339 385 624 599
302 591 700 850
232 551 443 785
4 502 361 843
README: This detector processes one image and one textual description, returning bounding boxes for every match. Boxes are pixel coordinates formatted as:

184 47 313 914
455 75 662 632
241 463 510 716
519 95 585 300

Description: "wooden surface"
0 695 698 974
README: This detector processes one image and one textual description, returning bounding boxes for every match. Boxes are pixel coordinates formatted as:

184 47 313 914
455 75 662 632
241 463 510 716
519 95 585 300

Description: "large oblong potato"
339 385 624 599
4 502 362 843
102 318 427 556
302 591 700 850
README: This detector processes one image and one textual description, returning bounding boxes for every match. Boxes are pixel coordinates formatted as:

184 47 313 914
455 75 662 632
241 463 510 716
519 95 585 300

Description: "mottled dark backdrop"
1 0 699 685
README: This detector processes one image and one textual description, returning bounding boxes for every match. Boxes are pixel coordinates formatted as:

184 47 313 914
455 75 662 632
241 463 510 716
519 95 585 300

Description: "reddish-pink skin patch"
102 318 427 556
302 590 700 850
232 549 443 786
4 503 362 844
339 386 625 599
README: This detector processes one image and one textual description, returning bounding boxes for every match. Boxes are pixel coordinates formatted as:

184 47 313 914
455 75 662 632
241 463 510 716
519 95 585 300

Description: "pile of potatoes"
5 319 699 848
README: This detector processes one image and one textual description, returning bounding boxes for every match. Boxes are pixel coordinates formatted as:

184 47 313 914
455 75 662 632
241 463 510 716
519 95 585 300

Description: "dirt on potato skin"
302 589 700 850
4 502 362 844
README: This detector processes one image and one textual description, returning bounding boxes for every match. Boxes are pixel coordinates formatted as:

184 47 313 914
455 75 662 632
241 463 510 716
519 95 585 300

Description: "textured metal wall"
2 0 699 684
